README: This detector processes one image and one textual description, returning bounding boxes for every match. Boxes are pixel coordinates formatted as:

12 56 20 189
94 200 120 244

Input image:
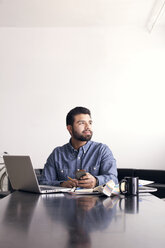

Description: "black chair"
35 168 43 183
117 168 135 181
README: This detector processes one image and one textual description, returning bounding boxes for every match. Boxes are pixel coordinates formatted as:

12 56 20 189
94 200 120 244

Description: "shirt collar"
68 139 92 153
82 140 92 153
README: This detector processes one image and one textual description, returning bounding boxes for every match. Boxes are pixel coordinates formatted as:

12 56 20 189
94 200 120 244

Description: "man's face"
69 114 93 142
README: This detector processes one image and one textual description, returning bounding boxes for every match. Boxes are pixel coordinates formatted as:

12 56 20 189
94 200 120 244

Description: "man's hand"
60 179 78 188
78 172 97 189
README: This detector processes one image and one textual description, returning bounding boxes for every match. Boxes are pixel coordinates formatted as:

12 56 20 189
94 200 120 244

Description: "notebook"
3 155 72 194
139 186 157 193
138 179 157 193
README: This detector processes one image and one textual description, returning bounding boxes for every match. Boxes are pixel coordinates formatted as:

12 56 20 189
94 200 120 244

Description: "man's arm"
95 144 118 185
39 152 62 186
39 151 78 188
77 144 118 189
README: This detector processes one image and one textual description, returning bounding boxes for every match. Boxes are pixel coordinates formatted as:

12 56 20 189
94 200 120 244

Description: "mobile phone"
75 170 86 180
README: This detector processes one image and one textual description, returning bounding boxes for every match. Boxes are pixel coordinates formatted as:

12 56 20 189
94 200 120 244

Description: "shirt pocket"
89 165 100 176
57 168 75 181
57 168 68 181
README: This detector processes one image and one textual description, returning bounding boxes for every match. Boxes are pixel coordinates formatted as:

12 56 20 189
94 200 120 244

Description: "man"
40 107 118 188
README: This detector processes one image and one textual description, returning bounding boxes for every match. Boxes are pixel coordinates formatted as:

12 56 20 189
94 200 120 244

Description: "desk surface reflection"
0 191 165 248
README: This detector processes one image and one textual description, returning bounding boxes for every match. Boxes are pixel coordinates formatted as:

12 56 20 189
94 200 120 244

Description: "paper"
69 180 120 197
139 179 154 186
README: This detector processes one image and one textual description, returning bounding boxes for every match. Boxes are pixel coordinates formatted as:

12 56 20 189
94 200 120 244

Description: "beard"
72 128 93 142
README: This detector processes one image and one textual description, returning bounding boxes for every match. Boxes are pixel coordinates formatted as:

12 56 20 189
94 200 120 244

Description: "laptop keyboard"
40 186 55 190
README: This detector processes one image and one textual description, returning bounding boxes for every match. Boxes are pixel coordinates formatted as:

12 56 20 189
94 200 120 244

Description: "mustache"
82 129 92 133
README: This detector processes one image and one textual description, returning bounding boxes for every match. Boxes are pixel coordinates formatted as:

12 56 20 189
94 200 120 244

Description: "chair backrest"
117 168 165 184
117 168 135 181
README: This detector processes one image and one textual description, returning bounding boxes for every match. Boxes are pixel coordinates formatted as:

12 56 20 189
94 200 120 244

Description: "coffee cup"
119 177 139 196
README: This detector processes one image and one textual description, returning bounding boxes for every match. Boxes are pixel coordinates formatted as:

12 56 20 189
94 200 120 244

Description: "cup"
119 177 139 196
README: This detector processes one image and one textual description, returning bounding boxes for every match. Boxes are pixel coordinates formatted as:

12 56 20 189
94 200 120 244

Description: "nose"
85 122 91 130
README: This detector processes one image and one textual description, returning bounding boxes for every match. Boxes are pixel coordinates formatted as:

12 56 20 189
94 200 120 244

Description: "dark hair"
66 107 91 126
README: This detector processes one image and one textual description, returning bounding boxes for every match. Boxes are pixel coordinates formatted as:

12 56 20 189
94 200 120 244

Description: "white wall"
0 24 165 169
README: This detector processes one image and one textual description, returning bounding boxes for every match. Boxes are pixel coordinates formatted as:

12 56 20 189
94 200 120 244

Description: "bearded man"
40 107 118 188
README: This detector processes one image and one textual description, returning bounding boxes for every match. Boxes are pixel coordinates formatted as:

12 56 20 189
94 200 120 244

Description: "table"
0 191 165 248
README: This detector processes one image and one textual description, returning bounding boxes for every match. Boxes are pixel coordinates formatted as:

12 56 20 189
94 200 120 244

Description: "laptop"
3 155 72 194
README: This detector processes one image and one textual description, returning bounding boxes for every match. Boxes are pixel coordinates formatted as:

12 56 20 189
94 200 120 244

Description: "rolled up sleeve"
95 145 118 185
39 152 63 186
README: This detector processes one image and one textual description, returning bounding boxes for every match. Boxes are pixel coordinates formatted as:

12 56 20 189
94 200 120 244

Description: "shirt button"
61 170 64 173
78 156 81 160
93 167 96 170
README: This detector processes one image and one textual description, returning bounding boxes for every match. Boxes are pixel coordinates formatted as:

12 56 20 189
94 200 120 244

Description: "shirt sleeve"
95 144 118 185
39 150 63 186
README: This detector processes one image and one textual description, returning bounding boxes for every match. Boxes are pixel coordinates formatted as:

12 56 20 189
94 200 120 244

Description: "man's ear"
67 125 72 135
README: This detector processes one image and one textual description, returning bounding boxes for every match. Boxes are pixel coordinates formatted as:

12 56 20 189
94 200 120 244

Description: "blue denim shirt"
40 140 118 186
